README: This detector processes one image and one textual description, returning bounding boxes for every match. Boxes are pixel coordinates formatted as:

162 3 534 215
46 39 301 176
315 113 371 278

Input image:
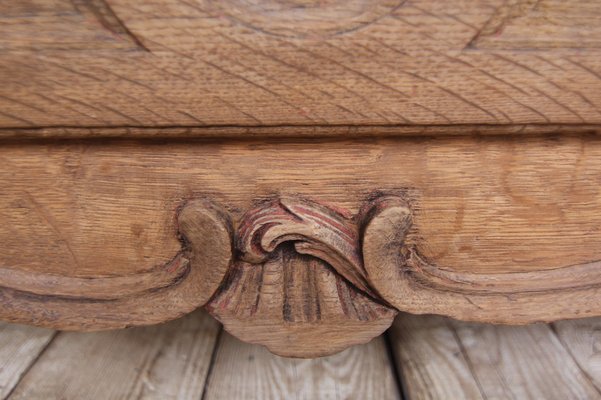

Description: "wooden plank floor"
1 311 600 400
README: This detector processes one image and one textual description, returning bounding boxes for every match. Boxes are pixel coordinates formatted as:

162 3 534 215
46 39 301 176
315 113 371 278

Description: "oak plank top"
1 0 601 134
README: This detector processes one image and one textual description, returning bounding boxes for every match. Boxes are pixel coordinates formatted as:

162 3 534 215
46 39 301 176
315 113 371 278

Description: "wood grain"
390 314 601 400
2 0 601 129
4 314 601 398
203 332 400 400
0 0 145 52
5 0 601 358
4 136 601 278
470 0 601 50
7 310 220 400
2 124 601 140
388 315 485 399
449 320 601 399
209 249 395 357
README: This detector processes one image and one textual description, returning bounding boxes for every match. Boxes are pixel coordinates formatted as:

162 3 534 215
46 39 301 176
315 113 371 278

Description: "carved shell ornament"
177 193 409 357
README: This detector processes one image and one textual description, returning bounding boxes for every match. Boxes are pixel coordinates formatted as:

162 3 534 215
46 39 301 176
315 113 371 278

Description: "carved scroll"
0 199 233 330
362 195 601 324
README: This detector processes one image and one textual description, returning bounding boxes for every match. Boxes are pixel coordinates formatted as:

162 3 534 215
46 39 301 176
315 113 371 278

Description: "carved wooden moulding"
0 193 601 357
3 191 601 357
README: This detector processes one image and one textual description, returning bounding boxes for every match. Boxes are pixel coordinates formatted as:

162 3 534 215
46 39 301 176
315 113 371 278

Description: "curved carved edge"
4 191 601 354
0 199 233 330
362 195 601 324
201 0 406 40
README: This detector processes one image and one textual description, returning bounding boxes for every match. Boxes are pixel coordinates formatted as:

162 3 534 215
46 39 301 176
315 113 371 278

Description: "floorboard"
389 314 601 400
553 319 601 392
3 312 601 399
203 332 401 400
0 323 55 399
388 315 484 400
7 310 220 400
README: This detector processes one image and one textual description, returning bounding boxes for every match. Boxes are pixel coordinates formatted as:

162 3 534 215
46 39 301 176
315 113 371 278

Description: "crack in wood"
1 0 148 52
74 0 150 51
468 0 601 50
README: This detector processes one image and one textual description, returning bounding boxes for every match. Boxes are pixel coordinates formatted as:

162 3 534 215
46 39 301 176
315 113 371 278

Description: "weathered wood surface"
2 0 601 131
363 194 601 323
553 319 601 391
389 315 485 399
4 135 601 278
1 310 401 399
390 314 601 399
470 0 601 50
0 323 55 399
0 197 233 330
3 314 601 399
7 310 220 400
209 248 396 357
203 333 400 400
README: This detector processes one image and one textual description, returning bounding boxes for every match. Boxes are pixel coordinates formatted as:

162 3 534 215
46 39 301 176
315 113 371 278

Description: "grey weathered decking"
0 311 599 399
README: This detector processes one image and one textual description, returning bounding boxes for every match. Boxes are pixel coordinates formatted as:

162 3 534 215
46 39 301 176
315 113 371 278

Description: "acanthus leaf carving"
236 197 373 296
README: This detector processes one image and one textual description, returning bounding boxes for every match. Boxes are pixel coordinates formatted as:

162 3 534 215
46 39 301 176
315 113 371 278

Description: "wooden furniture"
2 0 601 357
